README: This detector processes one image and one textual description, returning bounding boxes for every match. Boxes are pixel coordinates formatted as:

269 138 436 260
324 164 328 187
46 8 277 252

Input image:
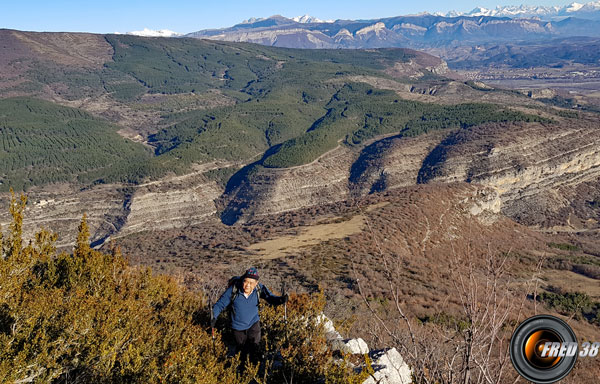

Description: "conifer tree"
75 213 90 258
5 188 26 261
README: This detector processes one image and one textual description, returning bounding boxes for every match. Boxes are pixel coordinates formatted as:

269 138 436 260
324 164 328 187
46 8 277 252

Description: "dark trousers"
233 321 261 366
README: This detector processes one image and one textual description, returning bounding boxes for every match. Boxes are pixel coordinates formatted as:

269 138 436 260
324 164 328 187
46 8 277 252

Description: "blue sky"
1 0 576 34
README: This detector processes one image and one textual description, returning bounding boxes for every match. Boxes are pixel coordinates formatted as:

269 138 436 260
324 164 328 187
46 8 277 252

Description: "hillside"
2 30 600 245
0 29 435 190
0 29 599 383
0 97 152 190
0 195 368 383
107 182 600 382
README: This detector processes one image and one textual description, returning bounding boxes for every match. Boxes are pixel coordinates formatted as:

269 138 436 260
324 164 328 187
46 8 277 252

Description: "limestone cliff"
0 164 225 248
220 146 354 224
353 117 600 226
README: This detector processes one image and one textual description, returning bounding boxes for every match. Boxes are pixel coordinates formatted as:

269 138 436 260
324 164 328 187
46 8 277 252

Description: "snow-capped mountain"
186 13 600 50
456 5 560 18
448 1 600 20
292 14 334 23
126 28 182 37
240 14 333 25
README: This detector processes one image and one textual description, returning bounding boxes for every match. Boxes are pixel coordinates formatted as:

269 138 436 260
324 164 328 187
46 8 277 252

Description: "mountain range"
1 28 599 246
127 2 600 38
446 1 600 19
185 12 600 51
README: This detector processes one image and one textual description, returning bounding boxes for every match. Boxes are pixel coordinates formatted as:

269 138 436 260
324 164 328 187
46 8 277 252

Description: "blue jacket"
212 281 283 331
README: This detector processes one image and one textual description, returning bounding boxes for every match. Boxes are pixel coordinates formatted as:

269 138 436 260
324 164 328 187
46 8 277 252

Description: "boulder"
331 337 370 354
318 313 344 341
363 348 412 384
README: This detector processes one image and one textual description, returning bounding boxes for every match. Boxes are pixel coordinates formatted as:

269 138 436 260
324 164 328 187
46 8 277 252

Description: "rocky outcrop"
221 146 355 224
418 120 600 224
319 313 412 384
115 169 222 238
331 338 370 355
349 131 447 196
223 114 600 227
0 184 131 249
0 163 227 248
354 118 600 227
364 348 413 384
384 51 451 79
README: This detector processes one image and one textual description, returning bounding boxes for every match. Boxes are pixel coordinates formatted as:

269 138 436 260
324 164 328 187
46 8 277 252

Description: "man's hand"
211 318 217 328
281 294 288 305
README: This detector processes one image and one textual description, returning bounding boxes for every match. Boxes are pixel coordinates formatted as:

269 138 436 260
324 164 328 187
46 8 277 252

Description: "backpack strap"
256 283 263 307
230 279 240 316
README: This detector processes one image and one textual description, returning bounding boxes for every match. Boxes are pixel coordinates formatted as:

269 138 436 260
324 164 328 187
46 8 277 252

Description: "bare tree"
350 204 536 384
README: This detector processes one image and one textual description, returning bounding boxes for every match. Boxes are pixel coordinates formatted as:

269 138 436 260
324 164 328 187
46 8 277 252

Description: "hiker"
211 267 288 366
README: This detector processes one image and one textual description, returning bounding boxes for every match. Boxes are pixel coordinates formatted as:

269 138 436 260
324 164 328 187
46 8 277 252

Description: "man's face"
242 277 258 294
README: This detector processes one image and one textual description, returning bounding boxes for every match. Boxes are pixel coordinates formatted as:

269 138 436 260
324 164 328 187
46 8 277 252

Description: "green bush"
257 290 371 383
537 289 600 324
547 242 579 251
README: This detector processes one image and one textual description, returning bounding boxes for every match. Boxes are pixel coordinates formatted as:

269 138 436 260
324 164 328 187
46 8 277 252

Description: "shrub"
536 288 600 323
0 190 367 383
0 191 253 383
258 289 370 383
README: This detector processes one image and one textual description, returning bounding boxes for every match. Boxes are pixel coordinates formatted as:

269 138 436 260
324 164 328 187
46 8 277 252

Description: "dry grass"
541 270 600 300
12 30 112 68
246 202 389 259
109 183 599 381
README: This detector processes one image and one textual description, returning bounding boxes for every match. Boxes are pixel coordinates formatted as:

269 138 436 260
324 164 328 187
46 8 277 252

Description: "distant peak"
240 17 266 24
267 14 292 21
566 2 585 12
125 28 181 37
291 14 334 23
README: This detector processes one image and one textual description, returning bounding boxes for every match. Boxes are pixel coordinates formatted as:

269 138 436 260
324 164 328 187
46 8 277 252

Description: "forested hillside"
1 31 549 192
0 98 153 190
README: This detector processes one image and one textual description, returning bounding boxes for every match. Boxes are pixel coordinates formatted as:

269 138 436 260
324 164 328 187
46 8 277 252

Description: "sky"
1 0 578 34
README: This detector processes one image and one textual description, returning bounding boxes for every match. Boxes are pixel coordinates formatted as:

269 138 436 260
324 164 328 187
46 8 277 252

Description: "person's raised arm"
260 284 287 306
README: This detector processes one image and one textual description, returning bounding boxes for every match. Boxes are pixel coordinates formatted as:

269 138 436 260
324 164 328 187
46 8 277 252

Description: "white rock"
331 337 370 354
363 348 412 384
317 313 343 341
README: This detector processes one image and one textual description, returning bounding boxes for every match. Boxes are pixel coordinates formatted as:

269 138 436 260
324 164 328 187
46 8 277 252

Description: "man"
212 267 287 366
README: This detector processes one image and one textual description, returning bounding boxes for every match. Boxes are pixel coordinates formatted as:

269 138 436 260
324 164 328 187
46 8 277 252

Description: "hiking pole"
209 295 216 353
280 280 293 384
281 281 288 345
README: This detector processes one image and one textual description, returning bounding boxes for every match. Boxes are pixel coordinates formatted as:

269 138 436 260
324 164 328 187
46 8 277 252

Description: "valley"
0 26 599 382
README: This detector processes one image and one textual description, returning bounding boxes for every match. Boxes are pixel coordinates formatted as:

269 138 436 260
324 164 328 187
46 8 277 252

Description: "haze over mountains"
183 4 600 54
188 16 597 49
